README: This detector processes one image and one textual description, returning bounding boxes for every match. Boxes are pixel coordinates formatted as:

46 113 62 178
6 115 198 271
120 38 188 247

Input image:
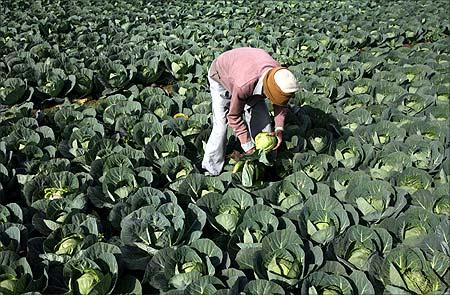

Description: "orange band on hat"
263 67 294 106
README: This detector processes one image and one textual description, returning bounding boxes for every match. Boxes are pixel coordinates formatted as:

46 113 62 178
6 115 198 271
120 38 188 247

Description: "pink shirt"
209 47 288 145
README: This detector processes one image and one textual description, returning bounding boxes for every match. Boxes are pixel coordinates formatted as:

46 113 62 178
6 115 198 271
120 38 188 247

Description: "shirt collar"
253 68 271 96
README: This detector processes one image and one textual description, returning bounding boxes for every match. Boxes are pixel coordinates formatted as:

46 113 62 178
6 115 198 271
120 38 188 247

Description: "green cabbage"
242 161 262 187
266 254 301 279
0 274 18 294
353 85 369 94
55 234 83 255
215 203 240 232
346 243 372 269
404 269 434 294
322 285 345 295
177 261 203 273
43 187 69 200
255 132 277 152
434 198 450 217
403 225 427 240
76 269 102 295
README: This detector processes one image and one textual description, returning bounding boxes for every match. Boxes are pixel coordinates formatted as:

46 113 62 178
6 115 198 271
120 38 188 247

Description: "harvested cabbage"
255 132 277 152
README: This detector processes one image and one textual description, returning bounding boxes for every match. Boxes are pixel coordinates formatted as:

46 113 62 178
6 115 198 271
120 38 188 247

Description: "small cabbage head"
403 224 427 240
306 128 331 153
346 242 372 269
76 269 102 295
215 203 240 232
0 273 18 294
304 162 326 181
316 220 333 231
398 176 428 192
241 161 262 187
382 247 442 294
243 227 264 243
356 195 385 215
321 285 345 295
43 187 69 200
305 272 356 295
40 70 65 97
434 197 450 217
353 85 369 94
176 261 203 274
255 132 277 152
397 167 431 194
266 250 301 279
218 204 239 216
404 269 434 294
0 78 27 105
55 234 83 255
307 212 335 235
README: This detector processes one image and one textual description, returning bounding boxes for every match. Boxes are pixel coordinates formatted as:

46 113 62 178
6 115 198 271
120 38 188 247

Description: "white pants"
201 71 272 176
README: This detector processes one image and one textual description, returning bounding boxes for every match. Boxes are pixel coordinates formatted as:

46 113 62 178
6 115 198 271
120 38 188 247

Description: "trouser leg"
201 75 230 176
244 99 273 139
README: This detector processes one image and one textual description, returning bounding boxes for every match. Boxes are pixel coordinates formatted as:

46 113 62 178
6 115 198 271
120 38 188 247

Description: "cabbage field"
1 0 449 294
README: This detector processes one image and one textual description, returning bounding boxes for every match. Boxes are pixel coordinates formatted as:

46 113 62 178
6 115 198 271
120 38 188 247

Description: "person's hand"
270 130 283 150
228 147 255 161
245 147 256 155
228 150 243 161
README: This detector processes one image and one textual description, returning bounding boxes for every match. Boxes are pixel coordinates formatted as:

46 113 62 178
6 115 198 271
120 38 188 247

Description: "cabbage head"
242 161 263 188
76 269 102 295
346 242 372 269
381 247 443 294
54 234 83 255
215 202 241 232
299 195 350 244
0 273 18 295
43 187 69 200
403 269 435 294
434 197 450 217
265 250 301 279
333 225 392 271
302 270 373 295
176 260 203 274
255 132 277 152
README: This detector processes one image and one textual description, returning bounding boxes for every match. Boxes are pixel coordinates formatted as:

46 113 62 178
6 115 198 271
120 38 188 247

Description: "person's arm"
272 105 288 149
273 105 288 131
227 87 254 152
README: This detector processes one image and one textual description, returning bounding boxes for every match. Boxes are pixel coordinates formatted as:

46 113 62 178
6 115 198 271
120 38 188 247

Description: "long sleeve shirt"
208 47 288 148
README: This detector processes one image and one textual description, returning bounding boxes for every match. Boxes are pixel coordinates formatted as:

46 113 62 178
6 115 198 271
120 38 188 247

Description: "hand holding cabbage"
229 132 279 162
255 132 279 152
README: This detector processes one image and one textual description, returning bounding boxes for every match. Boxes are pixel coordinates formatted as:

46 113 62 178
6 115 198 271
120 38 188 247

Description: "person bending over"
202 47 299 176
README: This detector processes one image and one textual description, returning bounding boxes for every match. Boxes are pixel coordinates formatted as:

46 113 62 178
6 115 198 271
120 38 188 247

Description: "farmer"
202 47 299 176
